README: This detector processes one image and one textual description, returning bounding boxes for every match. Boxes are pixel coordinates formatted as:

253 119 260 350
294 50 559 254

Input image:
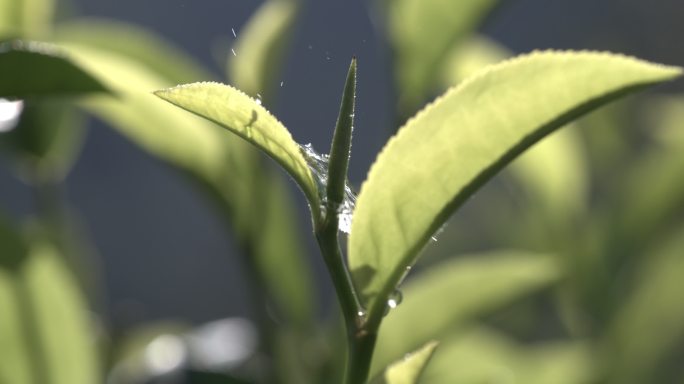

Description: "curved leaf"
371 251 559 374
228 0 300 101
0 41 109 98
0 218 99 384
349 51 681 322
383 0 500 112
54 19 210 83
154 82 320 219
57 40 314 324
373 341 438 384
442 37 589 223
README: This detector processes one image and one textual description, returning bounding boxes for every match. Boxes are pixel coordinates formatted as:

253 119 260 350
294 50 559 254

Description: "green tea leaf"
421 327 594 384
0 41 108 98
0 100 86 182
0 218 99 384
371 251 559 374
0 0 55 39
154 81 320 219
349 51 681 322
373 341 438 384
384 0 499 112
229 0 300 100
605 228 684 384
510 128 588 221
440 35 509 87
57 40 314 324
54 19 210 83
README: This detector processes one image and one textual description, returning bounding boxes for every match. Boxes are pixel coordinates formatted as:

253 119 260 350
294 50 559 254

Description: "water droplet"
231 48 237 57
0 99 23 133
357 310 366 318
387 290 403 309
231 27 237 38
307 44 313 50
280 81 284 87
430 223 447 242
299 143 357 234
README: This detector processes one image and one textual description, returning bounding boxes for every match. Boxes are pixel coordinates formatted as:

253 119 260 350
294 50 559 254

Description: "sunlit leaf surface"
57 35 314 325
154 81 320 219
349 51 681 322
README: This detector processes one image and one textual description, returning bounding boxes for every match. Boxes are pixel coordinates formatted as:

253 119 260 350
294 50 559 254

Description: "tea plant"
1 0 684 383
153 53 680 383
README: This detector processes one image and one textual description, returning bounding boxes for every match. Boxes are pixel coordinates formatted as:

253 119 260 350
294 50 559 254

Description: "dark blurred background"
1 0 682 330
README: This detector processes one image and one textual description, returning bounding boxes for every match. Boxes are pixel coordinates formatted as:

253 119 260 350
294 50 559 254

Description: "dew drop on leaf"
387 289 403 309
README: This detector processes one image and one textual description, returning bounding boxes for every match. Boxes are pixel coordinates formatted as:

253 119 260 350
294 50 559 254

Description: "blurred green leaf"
383 0 500 113
229 0 300 101
440 35 509 86
371 251 559 375
372 341 438 384
0 217 99 384
0 0 54 39
510 128 588 221
224 0 313 325
421 327 595 384
56 37 314 325
605 228 684 384
348 51 681 323
154 81 321 221
0 100 86 182
55 19 211 83
647 96 684 146
0 41 108 98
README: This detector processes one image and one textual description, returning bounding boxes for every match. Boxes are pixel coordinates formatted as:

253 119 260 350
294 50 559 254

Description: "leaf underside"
348 51 681 321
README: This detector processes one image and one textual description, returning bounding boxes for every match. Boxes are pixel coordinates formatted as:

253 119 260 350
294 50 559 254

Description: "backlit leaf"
154 82 320 219
57 38 314 325
349 51 681 323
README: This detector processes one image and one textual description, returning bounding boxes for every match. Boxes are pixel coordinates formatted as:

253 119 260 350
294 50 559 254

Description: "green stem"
317 57 379 384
